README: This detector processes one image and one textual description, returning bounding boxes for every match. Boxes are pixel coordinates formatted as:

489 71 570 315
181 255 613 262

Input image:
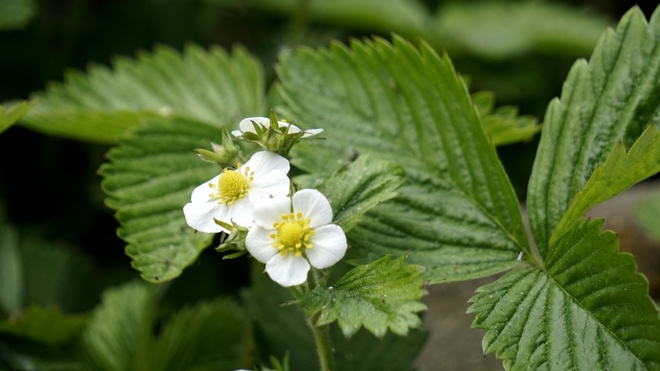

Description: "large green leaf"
100 117 222 282
300 255 426 338
468 218 660 370
528 6 660 254
278 36 529 283
22 44 263 143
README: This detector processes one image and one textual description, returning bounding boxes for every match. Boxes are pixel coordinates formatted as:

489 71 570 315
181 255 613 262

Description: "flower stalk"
310 320 335 371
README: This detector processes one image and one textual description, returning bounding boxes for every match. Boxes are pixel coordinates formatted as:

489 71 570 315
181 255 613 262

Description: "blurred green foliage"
0 0 656 369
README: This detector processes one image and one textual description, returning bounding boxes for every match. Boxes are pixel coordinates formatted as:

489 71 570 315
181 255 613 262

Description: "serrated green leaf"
0 306 87 346
279 36 529 283
432 1 610 59
100 117 223 282
468 219 660 370
309 155 403 232
528 6 660 254
555 125 660 241
22 44 263 143
0 101 31 135
0 0 36 30
472 91 540 146
299 255 426 338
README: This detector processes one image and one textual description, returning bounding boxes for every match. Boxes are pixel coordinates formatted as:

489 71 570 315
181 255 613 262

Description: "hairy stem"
309 320 335 371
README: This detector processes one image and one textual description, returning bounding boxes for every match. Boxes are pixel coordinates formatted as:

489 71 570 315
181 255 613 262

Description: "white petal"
245 151 290 175
302 128 324 138
223 196 254 227
231 129 243 137
246 226 278 263
183 202 226 233
249 172 290 201
281 122 301 134
190 175 219 203
306 224 347 269
265 253 310 287
252 197 291 229
239 117 269 133
292 189 333 228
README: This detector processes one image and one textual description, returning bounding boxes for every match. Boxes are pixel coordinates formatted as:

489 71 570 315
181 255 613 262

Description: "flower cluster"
183 116 345 287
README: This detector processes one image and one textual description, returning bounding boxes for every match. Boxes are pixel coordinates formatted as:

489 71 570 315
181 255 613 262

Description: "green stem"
309 320 335 371
289 268 335 370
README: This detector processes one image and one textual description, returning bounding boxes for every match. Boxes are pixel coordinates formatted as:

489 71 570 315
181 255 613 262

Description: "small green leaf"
528 6 660 254
100 117 222 282
311 155 403 232
22 45 264 143
0 0 36 30
469 219 660 370
0 101 31 135
472 91 540 146
299 255 426 338
554 125 660 241
279 36 529 283
0 306 87 346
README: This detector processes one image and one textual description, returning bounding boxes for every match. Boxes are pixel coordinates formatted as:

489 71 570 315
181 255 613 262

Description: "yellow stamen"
272 213 314 257
209 165 254 205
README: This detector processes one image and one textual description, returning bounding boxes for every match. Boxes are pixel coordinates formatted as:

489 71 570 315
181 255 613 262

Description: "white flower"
183 151 290 233
232 116 323 138
246 189 347 287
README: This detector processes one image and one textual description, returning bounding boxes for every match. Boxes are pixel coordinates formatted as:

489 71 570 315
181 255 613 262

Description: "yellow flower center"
209 164 254 205
270 212 315 257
